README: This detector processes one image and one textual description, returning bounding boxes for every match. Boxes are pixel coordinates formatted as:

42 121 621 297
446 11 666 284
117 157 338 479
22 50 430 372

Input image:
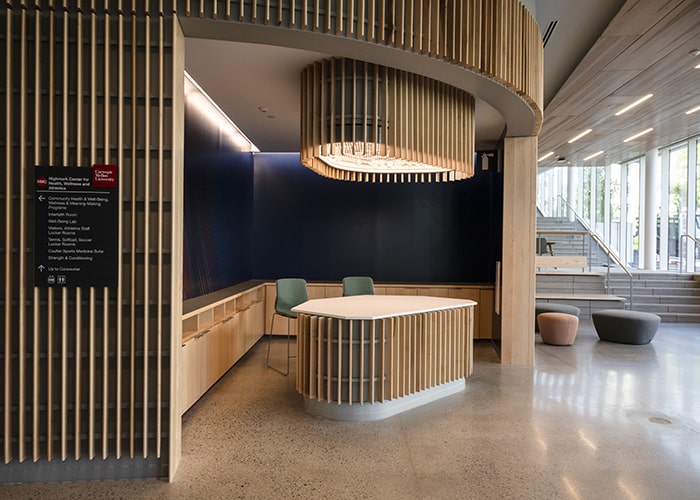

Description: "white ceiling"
185 41 324 152
184 39 508 152
184 1 690 163
534 0 627 106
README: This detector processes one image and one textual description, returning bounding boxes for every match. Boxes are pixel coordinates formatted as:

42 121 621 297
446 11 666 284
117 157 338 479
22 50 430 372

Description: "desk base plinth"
304 378 466 421
296 300 474 421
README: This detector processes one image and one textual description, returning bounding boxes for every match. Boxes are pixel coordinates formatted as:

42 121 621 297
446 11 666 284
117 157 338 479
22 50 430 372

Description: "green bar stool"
266 278 308 375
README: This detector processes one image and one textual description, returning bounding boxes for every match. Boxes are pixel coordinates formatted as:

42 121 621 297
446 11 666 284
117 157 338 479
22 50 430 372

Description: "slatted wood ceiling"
538 0 700 167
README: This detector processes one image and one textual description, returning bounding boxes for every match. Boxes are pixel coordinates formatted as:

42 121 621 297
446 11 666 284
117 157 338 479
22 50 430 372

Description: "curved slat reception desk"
292 295 476 421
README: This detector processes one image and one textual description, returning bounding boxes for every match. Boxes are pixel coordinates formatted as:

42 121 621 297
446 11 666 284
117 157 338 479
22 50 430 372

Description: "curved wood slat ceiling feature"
177 0 544 138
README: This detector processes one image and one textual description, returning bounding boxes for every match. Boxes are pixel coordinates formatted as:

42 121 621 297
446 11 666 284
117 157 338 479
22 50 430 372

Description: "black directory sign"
34 165 119 287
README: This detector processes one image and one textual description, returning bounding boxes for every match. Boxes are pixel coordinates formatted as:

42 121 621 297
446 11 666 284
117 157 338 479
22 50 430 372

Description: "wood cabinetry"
264 282 494 340
375 284 494 340
180 282 265 414
182 281 494 414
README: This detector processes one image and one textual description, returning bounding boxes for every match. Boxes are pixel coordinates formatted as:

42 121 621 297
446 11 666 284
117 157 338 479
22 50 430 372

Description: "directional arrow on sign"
38 265 45 272
38 195 45 202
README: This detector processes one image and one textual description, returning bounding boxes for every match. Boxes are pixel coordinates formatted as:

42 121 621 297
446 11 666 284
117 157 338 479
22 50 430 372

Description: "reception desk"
293 295 476 421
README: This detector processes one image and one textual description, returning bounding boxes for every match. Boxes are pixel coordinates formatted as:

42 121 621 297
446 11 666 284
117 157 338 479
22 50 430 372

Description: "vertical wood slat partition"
300 58 476 183
296 306 473 407
1 1 179 476
2 0 540 483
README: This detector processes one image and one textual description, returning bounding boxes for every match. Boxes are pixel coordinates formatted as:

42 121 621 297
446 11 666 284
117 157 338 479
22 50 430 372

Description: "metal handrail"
679 234 700 273
553 195 634 308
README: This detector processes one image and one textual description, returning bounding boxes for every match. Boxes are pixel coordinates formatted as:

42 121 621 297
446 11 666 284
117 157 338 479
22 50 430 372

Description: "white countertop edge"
292 294 477 320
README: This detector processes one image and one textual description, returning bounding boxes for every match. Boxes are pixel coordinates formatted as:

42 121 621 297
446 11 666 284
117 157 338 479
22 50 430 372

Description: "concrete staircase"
536 216 608 268
536 273 626 320
608 272 700 323
536 214 700 323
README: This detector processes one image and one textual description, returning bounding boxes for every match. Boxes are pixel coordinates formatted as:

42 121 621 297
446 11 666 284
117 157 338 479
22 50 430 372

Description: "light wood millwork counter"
293 295 476 421
181 281 266 414
181 282 491 415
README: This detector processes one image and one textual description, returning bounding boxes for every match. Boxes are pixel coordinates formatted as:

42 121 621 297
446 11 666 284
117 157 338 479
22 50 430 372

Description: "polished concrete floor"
3 320 700 499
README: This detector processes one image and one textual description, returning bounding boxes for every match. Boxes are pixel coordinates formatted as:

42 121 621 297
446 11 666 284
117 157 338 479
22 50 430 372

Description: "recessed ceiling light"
623 128 653 142
614 94 653 116
567 129 592 143
689 49 700 57
538 151 555 161
583 151 604 161
686 105 700 115
184 71 260 152
258 106 268 113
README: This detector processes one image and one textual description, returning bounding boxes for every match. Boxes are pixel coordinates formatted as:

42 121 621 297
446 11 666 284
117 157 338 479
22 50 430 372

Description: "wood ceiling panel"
610 3 700 71
544 36 639 111
539 0 700 168
545 69 640 116
605 0 685 36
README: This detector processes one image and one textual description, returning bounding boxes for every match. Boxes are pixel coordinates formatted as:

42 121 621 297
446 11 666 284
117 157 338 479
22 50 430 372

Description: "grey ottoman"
592 309 660 345
535 302 581 332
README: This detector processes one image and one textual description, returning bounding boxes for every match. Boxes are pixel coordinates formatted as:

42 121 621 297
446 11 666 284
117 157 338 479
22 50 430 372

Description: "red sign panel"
92 164 118 188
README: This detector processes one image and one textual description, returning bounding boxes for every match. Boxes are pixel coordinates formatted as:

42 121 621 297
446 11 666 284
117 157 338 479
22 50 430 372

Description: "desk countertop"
292 294 476 320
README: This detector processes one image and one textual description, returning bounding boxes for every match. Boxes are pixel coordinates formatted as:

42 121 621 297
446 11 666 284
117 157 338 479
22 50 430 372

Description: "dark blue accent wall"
184 113 503 299
183 104 254 299
251 153 502 284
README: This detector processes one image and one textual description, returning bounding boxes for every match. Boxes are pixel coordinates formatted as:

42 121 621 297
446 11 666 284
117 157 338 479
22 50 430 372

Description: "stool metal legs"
266 312 296 376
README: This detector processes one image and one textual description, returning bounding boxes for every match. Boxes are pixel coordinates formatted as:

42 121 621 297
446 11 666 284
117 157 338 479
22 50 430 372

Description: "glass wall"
536 133 700 272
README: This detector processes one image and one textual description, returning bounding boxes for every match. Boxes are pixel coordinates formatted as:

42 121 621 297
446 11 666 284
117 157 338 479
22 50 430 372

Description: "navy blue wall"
183 103 254 299
252 153 502 284
184 115 503 299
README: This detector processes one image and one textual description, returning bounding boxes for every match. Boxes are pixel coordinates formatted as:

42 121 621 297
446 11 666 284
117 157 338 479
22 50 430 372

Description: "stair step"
651 312 700 323
536 274 605 294
610 274 700 283
609 275 700 288
631 295 700 305
539 270 700 323
629 304 700 314
610 287 700 297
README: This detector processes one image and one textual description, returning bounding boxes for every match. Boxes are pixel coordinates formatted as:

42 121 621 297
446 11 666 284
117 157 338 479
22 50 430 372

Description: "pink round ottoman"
537 312 578 345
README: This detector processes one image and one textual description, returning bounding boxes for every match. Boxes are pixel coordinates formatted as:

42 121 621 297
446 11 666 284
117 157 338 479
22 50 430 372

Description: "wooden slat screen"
176 0 543 119
296 306 473 405
300 58 476 183
1 1 180 475
2 0 539 482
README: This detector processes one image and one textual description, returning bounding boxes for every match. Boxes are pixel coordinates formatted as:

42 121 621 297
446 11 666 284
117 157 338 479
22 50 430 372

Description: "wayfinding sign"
34 165 119 287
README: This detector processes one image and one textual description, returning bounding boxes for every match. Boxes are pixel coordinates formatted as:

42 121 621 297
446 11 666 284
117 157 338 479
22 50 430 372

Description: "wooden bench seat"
535 255 588 269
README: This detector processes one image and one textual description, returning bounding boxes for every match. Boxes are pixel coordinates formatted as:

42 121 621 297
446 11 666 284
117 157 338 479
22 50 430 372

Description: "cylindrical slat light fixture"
300 58 475 183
